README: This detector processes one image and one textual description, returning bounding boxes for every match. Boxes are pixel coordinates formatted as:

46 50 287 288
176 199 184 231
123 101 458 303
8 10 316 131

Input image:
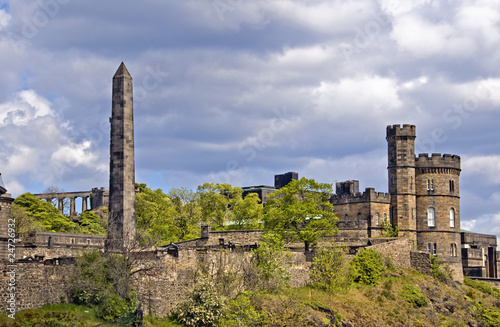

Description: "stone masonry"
106 62 136 252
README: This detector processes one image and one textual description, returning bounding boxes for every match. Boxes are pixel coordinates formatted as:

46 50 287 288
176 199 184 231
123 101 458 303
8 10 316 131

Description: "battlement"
331 187 391 204
386 124 416 138
415 153 461 170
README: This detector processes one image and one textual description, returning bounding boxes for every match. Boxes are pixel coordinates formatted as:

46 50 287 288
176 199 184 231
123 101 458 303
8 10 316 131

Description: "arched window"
450 208 455 228
375 213 380 226
450 243 458 257
428 207 435 227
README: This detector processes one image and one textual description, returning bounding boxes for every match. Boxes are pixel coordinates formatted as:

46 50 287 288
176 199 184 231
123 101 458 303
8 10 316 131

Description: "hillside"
3 268 500 327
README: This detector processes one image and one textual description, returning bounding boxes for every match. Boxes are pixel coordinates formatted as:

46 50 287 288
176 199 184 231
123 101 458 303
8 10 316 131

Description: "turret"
386 124 417 241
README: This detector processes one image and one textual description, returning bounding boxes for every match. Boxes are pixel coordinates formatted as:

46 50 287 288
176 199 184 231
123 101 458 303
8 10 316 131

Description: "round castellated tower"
415 153 462 280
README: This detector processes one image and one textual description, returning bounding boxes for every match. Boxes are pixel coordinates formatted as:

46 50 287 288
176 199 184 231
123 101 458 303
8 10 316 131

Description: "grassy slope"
2 269 500 326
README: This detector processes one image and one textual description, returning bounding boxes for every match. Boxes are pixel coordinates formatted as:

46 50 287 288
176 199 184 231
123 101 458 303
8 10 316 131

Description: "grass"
0 303 115 327
3 269 500 326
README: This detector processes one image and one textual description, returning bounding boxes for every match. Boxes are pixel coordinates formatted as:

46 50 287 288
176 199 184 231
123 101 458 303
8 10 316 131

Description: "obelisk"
106 62 136 252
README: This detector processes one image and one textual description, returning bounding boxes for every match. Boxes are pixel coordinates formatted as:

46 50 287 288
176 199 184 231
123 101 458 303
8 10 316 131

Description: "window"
427 179 430 190
431 179 434 191
433 243 437 256
450 243 458 257
449 180 455 193
450 208 455 228
428 207 435 227
375 213 380 226
383 213 388 225
427 243 432 253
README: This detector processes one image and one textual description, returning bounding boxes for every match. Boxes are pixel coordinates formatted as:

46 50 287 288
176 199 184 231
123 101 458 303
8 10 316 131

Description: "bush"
400 285 427 307
69 251 137 321
349 249 384 285
310 244 353 292
431 255 452 282
464 277 500 300
172 279 226 327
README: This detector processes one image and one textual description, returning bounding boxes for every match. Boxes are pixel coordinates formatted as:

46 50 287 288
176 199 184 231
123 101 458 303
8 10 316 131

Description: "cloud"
0 90 106 195
463 155 500 185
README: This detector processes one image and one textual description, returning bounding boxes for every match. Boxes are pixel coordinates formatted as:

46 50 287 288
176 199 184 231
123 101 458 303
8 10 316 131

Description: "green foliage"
73 211 107 235
172 279 226 327
381 217 399 237
399 285 427 307
431 255 452 282
136 185 178 246
440 320 467 327
472 301 500 327
349 248 384 285
263 178 338 251
230 192 263 230
309 244 353 293
253 232 292 292
14 193 75 232
223 292 265 326
10 203 43 234
69 250 137 321
168 187 202 240
464 277 500 299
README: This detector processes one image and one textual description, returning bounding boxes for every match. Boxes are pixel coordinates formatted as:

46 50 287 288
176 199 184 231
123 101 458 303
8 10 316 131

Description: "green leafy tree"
263 178 338 252
135 184 178 246
70 250 137 321
73 211 107 235
310 243 354 292
10 203 43 234
169 187 202 240
197 183 243 230
14 193 75 232
252 232 292 292
231 192 263 230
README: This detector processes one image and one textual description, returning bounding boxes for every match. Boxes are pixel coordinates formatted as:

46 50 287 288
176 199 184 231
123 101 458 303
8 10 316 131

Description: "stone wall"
366 238 412 269
410 251 432 275
1 247 310 316
0 262 72 314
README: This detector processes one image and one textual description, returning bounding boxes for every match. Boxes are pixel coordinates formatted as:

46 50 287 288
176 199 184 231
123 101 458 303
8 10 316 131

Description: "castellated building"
330 124 463 277
1 64 500 315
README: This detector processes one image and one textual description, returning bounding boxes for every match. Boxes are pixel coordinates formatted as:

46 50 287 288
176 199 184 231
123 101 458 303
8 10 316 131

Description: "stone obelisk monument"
106 62 136 252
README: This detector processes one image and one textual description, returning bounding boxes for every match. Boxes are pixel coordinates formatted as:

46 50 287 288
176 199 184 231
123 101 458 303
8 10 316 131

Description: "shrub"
400 285 427 307
431 255 452 282
349 248 384 285
309 244 353 292
172 279 226 327
464 277 500 300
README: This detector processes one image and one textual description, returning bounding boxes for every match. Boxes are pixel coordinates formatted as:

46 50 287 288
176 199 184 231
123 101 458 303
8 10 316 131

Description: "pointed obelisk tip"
113 62 131 78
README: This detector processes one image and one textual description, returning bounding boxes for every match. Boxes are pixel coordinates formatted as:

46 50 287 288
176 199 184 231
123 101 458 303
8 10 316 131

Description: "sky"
0 0 500 241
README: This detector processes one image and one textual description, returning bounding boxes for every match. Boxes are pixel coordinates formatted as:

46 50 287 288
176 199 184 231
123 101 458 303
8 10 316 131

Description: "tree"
73 211 107 235
309 243 353 293
231 192 263 230
263 178 338 252
135 184 178 246
197 183 242 230
169 187 202 240
10 203 43 234
14 193 75 232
